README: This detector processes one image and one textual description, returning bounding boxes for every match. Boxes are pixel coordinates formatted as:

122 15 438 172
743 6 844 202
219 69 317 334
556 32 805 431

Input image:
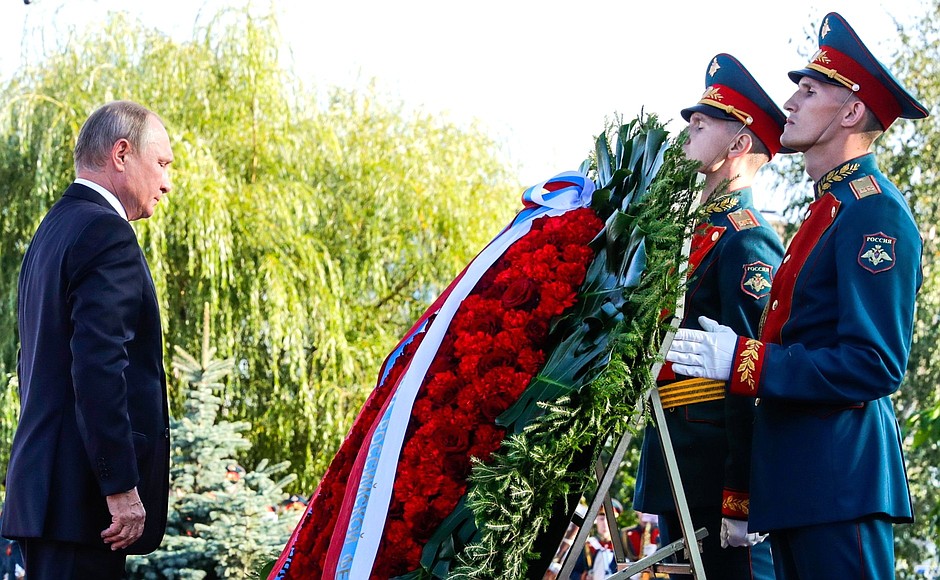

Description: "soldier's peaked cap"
788 12 929 129
681 53 790 157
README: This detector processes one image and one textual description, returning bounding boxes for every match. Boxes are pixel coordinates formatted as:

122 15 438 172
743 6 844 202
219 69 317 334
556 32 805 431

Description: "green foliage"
445 115 700 578
126 305 299 579
0 7 517 489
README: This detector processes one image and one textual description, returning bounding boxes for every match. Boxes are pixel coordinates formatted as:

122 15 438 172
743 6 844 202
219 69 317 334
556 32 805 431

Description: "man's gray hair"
74 100 162 171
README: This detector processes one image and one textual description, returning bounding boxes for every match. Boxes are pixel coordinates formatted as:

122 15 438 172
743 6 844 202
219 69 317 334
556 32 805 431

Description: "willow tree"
0 9 518 488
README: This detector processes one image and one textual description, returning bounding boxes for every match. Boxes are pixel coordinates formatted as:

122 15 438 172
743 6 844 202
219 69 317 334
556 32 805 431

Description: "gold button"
783 254 791 263
772 300 778 310
831 207 837 217
755 398 761 407
711 231 720 241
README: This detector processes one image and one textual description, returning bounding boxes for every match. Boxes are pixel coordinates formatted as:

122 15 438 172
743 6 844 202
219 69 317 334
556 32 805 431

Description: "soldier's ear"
841 99 868 129
728 132 753 158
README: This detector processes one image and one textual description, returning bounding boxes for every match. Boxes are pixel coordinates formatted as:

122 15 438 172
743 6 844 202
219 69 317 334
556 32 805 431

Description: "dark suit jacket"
1 182 170 554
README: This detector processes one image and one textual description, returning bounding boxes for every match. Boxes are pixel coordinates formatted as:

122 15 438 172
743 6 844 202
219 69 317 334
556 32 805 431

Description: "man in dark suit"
1 100 173 578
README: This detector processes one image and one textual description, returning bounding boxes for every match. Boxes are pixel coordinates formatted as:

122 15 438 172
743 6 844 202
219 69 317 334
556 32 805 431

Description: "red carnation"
425 371 462 406
436 422 471 454
457 300 504 335
524 317 550 343
453 331 494 357
522 259 553 281
410 509 442 542
442 455 472 481
411 397 436 426
468 423 507 462
478 389 519 421
455 354 482 382
477 351 514 375
493 328 528 356
517 347 546 375
556 261 588 286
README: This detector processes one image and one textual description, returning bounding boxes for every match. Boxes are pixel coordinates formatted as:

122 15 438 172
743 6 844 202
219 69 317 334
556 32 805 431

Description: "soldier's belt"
659 378 726 409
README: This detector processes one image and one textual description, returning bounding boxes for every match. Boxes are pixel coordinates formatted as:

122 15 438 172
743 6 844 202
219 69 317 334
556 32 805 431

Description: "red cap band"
700 83 784 156
809 46 902 129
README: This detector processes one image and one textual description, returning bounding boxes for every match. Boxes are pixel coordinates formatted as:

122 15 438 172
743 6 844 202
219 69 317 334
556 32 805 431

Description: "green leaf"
413 498 478 578
604 210 633 248
620 238 648 289
578 157 593 176
615 120 638 171
595 132 613 187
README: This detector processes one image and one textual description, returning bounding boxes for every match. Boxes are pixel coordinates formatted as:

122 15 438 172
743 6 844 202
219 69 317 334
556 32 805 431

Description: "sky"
0 0 929 211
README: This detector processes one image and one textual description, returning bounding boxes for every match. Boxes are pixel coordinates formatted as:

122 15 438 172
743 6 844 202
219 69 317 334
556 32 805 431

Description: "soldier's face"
781 77 853 152
683 112 740 173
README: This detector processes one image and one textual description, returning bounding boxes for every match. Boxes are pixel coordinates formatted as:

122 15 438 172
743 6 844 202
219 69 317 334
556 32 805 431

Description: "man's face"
117 116 173 221
595 512 612 541
780 76 852 153
683 112 739 173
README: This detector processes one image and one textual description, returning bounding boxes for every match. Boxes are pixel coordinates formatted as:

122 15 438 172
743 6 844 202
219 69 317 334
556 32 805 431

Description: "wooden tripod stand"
550 367 709 580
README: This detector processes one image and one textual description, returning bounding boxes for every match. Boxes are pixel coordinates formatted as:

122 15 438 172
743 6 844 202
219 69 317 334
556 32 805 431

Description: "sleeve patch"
858 232 896 274
849 176 882 199
741 261 773 299
727 209 759 231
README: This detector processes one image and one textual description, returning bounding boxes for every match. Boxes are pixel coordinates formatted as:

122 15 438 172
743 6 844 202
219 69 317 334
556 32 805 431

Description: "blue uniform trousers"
769 515 893 579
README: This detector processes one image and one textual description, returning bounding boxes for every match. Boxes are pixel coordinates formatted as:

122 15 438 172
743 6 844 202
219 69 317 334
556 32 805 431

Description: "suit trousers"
23 538 126 580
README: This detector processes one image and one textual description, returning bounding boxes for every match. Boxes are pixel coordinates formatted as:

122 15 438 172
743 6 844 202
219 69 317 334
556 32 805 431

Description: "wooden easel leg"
555 423 635 580
551 392 708 580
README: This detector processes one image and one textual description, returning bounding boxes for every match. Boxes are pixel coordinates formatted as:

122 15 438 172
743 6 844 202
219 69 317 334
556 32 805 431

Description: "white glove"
665 316 738 380
720 517 767 548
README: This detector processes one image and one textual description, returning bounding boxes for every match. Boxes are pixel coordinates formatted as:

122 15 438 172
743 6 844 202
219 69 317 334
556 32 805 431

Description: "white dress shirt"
74 178 128 221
